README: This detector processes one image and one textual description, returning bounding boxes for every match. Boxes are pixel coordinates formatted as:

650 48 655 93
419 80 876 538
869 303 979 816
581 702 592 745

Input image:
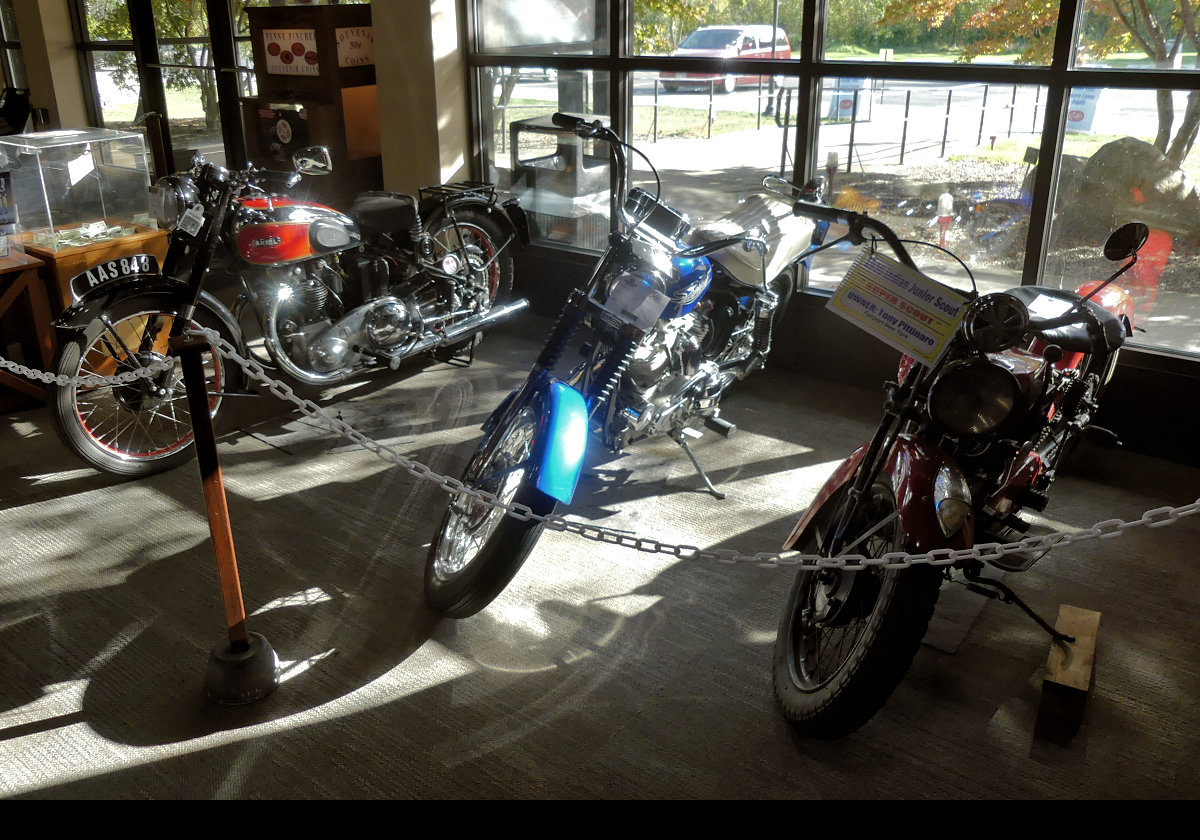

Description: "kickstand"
962 564 1075 643
670 429 726 500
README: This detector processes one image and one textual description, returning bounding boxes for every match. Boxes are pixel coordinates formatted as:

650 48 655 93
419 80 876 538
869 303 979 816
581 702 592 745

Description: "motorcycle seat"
349 191 419 239
1007 285 1125 353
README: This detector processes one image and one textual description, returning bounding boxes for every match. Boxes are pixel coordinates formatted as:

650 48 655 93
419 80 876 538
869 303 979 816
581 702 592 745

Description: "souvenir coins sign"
263 29 319 76
827 248 968 366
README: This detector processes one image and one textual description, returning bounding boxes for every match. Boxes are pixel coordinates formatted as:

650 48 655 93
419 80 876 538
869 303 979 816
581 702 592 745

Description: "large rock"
1061 137 1200 240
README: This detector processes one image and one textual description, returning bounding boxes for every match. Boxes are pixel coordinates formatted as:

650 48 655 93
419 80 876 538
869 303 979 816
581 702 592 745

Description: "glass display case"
0 128 155 252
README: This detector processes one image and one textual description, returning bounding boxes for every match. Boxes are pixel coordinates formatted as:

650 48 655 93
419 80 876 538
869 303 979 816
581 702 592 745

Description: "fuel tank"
231 196 361 266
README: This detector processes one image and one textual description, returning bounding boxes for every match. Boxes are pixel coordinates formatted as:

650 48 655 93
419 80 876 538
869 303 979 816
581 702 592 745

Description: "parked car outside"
659 24 790 94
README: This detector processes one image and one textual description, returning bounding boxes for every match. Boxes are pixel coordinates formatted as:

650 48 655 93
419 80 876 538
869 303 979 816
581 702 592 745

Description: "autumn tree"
882 0 1200 165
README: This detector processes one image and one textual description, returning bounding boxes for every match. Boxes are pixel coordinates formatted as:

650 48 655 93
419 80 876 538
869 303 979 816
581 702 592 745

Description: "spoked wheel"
425 207 515 308
50 297 232 477
425 397 556 618
772 481 943 738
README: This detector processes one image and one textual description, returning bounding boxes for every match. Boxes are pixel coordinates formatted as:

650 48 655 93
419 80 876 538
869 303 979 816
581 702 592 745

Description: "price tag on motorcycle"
828 249 968 366
178 203 206 238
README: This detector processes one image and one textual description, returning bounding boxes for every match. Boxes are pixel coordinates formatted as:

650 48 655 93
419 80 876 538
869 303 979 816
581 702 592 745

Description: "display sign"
1066 88 1101 134
827 248 968 366
263 29 320 76
336 26 374 67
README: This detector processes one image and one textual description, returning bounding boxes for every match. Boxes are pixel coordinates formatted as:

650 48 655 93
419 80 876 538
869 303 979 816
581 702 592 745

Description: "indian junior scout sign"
828 248 968 366
263 29 319 76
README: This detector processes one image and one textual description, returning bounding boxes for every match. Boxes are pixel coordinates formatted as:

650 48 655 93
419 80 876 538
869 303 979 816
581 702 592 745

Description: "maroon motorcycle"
772 192 1143 738
49 147 529 476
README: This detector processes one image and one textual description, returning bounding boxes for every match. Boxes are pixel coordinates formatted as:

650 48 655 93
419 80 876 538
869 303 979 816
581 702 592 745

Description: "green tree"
879 1 1200 164
87 0 245 131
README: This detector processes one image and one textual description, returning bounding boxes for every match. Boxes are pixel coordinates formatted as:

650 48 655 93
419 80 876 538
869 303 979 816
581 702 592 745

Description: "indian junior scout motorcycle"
772 193 1144 738
424 112 828 618
49 146 529 477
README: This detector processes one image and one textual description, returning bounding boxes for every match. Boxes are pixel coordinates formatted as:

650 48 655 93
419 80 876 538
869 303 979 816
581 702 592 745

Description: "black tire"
772 481 943 738
424 205 515 306
661 82 681 93
49 295 233 477
425 398 557 618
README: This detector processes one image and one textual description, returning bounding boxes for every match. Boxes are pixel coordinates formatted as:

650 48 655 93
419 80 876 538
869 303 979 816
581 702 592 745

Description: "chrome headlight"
933 465 972 537
149 175 199 231
959 292 1028 352
927 357 1020 437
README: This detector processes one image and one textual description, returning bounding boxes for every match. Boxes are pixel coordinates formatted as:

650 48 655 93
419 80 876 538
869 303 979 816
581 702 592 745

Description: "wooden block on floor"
1037 605 1101 741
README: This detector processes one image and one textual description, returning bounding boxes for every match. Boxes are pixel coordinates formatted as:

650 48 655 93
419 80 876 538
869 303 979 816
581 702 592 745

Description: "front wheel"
425 399 556 618
772 481 943 738
50 296 234 477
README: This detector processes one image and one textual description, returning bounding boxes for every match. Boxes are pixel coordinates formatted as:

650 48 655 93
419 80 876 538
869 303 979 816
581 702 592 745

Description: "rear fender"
783 436 973 554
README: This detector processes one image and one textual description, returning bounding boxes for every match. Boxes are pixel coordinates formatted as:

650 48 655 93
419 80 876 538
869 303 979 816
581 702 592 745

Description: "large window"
465 0 1200 359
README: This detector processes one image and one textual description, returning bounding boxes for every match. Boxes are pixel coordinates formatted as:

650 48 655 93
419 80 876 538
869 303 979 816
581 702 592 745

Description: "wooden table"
23 225 169 315
0 250 52 409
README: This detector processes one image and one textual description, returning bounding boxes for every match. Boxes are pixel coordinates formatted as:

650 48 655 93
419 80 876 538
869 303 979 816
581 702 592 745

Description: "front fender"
784 436 973 554
487 377 587 505
55 278 241 346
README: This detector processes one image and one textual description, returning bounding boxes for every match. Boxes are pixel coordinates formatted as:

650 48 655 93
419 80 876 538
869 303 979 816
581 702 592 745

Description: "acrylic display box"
0 128 156 252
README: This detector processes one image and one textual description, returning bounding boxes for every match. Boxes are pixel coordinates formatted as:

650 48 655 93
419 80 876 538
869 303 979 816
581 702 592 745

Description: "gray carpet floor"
2 314 1198 799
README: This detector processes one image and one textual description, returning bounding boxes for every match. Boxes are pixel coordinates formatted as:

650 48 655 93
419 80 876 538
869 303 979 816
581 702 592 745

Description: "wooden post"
1037 605 1101 741
171 334 249 653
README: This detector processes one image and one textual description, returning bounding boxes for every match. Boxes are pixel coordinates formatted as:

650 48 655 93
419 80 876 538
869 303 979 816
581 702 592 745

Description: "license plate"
69 253 160 300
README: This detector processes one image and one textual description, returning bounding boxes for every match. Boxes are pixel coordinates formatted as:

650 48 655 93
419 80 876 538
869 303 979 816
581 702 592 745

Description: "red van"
659 25 791 94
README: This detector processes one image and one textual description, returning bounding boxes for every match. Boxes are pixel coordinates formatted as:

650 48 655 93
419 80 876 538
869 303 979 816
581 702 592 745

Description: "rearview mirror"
1103 222 1149 261
292 146 333 176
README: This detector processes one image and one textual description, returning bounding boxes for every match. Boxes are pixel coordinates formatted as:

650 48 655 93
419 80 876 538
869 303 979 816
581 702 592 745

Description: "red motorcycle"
49 147 529 476
772 193 1143 738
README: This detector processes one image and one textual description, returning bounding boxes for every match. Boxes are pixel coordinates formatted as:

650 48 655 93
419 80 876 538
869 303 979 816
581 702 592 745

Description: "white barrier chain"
5 336 1197 571
183 328 1200 571
0 353 175 388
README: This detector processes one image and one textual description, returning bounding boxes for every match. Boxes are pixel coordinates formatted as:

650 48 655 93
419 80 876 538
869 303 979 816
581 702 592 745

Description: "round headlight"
149 175 198 231
960 292 1028 352
927 357 1020 437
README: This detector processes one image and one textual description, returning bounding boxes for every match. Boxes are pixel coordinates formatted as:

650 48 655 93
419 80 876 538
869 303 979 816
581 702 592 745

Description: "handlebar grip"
552 112 584 130
792 200 848 225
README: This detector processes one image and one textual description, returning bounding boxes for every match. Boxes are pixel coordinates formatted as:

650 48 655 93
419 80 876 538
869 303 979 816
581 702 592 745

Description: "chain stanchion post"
171 334 278 705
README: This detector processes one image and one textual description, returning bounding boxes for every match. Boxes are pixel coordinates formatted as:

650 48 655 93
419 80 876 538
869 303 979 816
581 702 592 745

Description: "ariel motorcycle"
49 146 529 477
424 112 827 618
772 196 1143 738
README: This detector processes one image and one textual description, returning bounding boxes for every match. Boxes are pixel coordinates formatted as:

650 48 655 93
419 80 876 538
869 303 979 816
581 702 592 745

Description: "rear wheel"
50 296 233 477
772 481 943 738
722 74 738 94
425 397 556 618
424 206 515 307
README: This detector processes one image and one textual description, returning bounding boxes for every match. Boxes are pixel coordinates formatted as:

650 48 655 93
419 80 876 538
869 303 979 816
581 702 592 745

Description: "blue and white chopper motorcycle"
424 113 826 618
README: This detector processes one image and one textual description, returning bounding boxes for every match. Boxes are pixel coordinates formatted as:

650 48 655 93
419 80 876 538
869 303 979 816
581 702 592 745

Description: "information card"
827 248 968 366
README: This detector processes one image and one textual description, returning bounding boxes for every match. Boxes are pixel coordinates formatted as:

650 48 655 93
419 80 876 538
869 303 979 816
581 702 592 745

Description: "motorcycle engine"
611 309 727 449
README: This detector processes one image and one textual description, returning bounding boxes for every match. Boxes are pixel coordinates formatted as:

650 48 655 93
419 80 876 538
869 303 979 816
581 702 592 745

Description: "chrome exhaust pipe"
383 297 530 365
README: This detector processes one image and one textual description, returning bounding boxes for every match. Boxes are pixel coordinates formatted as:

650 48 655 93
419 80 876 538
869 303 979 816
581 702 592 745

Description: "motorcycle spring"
588 336 638 406
534 295 585 371
1035 373 1088 449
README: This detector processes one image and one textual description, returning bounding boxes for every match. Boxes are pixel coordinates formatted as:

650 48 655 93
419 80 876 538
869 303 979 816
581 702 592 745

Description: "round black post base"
204 632 279 705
